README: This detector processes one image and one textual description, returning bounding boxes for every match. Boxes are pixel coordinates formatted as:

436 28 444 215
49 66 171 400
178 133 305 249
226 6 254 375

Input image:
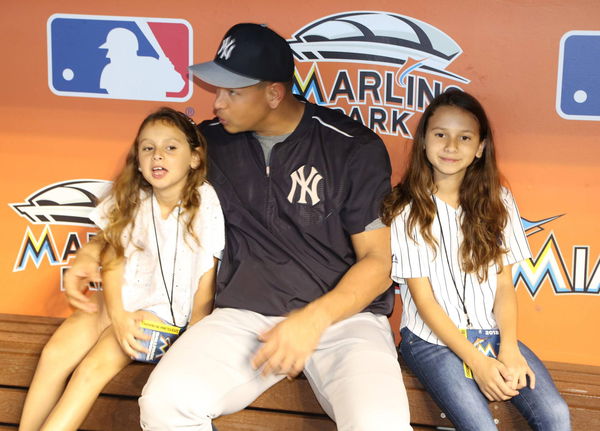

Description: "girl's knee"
71 350 124 386
517 386 570 431
553 399 571 429
39 337 73 369
539 396 571 430
70 355 104 385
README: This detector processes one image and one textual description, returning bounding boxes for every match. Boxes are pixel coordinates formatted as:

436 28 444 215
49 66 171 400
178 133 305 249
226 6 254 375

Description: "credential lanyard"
151 193 180 327
433 195 472 329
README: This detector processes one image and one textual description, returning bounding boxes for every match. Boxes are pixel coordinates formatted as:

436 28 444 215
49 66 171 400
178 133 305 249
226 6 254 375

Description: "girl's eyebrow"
139 136 182 144
429 126 476 134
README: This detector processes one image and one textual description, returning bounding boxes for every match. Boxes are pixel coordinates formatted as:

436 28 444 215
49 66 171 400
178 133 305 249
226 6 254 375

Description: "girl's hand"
64 244 103 313
471 355 520 401
498 345 536 391
111 310 150 358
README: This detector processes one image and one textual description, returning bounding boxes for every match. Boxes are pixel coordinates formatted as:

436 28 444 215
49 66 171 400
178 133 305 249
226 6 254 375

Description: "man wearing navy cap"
67 23 411 430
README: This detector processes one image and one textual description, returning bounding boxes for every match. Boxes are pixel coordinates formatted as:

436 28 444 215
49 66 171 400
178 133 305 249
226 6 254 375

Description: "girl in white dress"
20 107 224 431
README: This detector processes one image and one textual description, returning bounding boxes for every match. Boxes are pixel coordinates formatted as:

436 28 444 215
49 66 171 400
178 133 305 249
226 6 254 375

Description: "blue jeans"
399 328 570 431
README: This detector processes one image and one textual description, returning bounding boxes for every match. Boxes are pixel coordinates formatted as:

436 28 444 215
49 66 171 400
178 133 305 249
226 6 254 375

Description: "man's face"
213 83 271 134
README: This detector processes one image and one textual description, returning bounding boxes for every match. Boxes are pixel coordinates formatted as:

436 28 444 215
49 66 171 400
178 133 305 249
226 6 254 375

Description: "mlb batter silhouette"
99 28 184 99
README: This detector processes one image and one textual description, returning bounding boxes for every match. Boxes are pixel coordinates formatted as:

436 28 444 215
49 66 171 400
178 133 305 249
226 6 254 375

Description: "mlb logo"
556 31 600 121
47 14 193 102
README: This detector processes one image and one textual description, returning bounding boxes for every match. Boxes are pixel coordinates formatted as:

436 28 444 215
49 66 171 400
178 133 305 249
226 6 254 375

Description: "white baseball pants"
139 308 412 430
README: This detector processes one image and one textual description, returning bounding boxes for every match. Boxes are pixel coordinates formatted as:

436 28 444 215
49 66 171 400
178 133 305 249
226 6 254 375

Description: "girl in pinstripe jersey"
382 89 569 430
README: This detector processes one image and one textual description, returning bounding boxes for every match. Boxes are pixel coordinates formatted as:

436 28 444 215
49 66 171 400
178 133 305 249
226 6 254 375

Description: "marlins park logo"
289 11 469 137
10 180 110 288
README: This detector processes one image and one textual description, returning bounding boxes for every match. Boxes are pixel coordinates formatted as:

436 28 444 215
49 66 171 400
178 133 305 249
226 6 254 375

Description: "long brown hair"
98 107 208 260
381 89 508 281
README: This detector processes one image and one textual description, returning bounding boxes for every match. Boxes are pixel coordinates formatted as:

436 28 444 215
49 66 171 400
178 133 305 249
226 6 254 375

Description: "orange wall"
1 1 598 366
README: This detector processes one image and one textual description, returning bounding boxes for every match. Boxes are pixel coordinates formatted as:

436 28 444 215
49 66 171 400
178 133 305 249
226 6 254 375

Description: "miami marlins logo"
9 179 110 289
156 335 174 359
473 337 498 358
515 214 599 296
395 214 599 297
10 179 110 226
288 11 470 137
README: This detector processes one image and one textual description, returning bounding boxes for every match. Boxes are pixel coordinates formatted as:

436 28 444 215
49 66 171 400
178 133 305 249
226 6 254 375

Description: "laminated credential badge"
135 320 182 364
460 328 501 379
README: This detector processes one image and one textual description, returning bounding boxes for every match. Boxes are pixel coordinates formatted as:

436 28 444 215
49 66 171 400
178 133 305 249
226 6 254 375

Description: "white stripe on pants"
139 308 412 430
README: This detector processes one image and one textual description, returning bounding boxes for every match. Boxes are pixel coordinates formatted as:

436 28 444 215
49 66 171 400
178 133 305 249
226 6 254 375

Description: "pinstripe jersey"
391 188 531 345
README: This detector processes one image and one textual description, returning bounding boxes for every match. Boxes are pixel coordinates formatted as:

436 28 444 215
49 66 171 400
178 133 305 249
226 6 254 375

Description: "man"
66 23 411 430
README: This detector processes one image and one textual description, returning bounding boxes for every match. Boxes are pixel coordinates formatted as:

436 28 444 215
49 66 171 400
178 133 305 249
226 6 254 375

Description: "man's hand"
111 310 152 358
471 355 520 401
250 228 391 378
498 345 536 391
251 308 329 378
64 252 102 313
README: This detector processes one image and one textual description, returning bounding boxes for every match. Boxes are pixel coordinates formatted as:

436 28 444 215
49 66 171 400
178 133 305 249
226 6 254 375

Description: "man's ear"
266 82 286 109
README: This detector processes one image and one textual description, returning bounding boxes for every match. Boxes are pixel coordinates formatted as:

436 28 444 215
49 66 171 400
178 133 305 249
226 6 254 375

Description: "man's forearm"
302 252 391 329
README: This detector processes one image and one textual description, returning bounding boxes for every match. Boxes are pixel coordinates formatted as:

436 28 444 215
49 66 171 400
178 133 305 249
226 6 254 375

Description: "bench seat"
0 313 598 430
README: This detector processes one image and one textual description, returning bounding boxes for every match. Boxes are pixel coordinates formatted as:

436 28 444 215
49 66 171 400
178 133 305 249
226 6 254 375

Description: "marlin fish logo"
472 337 488 348
473 337 498 358
522 215 564 236
156 335 174 358
396 58 428 87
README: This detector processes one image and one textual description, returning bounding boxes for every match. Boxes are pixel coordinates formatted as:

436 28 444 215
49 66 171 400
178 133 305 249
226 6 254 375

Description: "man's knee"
139 373 213 429
138 388 172 428
329 382 412 431
336 406 412 431
140 378 187 427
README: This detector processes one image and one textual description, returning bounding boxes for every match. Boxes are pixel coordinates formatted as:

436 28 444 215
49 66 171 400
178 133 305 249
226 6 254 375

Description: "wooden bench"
0 313 598 430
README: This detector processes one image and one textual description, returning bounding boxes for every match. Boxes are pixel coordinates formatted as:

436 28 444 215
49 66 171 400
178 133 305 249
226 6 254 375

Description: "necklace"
433 194 472 329
150 193 181 327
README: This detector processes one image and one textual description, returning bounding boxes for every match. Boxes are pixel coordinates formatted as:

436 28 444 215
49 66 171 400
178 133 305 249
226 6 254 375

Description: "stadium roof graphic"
288 11 469 83
10 179 111 226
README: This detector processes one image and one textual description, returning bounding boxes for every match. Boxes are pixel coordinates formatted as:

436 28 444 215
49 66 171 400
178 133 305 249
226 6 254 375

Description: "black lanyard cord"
433 195 471 329
151 193 180 327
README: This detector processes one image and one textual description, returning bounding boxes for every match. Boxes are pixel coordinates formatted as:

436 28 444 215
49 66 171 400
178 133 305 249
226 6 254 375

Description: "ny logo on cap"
218 36 236 60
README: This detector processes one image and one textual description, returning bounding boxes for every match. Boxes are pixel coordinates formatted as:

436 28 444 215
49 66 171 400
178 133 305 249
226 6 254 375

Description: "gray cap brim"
188 61 260 89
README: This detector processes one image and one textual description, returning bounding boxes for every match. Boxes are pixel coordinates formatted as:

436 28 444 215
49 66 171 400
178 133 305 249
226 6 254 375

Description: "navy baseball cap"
189 23 294 88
